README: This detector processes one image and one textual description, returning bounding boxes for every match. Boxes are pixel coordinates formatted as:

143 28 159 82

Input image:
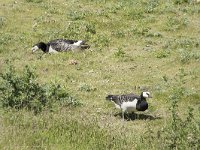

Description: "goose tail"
80 43 90 49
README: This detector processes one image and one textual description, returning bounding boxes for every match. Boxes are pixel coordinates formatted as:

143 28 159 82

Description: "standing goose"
32 39 90 53
106 91 152 120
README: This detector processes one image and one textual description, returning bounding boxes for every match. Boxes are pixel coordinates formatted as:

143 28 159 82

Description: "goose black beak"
149 95 153 98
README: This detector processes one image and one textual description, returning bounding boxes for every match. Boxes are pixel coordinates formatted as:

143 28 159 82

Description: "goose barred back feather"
32 39 90 53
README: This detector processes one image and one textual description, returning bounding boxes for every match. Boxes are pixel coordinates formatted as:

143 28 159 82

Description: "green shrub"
0 16 6 28
78 83 96 92
0 65 81 114
140 88 200 149
126 7 145 20
174 0 192 4
92 34 110 48
62 21 96 40
158 90 200 149
165 17 189 31
114 48 126 58
25 0 43 3
163 38 200 49
67 10 89 21
144 0 160 13
155 49 170 58
178 49 200 64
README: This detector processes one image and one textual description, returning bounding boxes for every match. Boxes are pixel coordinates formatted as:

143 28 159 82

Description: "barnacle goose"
32 39 90 53
106 91 152 120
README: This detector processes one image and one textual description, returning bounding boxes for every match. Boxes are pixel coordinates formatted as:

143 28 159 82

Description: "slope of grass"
0 0 200 149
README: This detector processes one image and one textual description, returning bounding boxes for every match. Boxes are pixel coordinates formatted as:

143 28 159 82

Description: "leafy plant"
140 88 200 149
111 30 126 38
78 83 96 92
67 11 87 21
62 21 96 40
114 48 126 58
158 90 200 149
174 0 192 4
126 7 145 20
25 0 43 3
155 49 170 58
178 49 200 64
163 38 200 49
179 49 191 64
144 0 160 13
92 34 110 48
0 64 81 114
165 17 189 31
0 16 6 28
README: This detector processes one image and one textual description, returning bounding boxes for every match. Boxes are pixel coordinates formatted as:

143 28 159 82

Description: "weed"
0 17 6 28
112 30 126 38
67 11 87 21
159 91 200 149
67 7 93 20
0 0 200 149
92 34 110 48
146 32 163 38
144 0 160 13
114 48 126 58
163 37 200 50
0 33 12 53
174 0 192 4
107 2 124 14
140 88 200 149
165 16 189 31
191 51 200 61
128 27 151 37
178 49 200 64
25 0 43 3
62 21 96 40
0 64 81 114
78 83 96 92
179 49 191 64
155 49 170 58
126 8 145 20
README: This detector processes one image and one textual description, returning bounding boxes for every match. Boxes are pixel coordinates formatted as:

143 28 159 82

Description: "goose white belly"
120 99 138 113
49 46 58 53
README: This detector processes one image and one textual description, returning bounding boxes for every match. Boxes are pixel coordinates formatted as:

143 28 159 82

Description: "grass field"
0 0 200 149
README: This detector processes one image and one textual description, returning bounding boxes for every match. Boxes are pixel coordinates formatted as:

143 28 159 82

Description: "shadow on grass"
114 112 162 121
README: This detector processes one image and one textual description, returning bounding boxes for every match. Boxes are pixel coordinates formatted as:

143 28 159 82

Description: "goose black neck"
136 94 148 111
140 93 146 101
38 42 48 53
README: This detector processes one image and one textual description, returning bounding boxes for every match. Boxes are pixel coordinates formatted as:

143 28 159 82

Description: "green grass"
0 0 200 149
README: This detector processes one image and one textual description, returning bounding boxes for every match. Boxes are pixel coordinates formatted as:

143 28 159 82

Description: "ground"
0 0 200 149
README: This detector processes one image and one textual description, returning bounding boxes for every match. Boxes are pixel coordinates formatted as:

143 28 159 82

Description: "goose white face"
32 45 39 53
142 92 152 98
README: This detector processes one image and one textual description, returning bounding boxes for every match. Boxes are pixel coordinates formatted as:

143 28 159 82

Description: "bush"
0 16 6 28
0 65 81 114
155 49 170 58
157 90 200 149
174 0 192 4
25 0 43 3
62 21 96 41
140 88 200 150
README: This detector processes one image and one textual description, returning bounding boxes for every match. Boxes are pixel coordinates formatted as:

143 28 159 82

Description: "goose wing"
48 39 78 51
106 93 140 105
119 93 140 102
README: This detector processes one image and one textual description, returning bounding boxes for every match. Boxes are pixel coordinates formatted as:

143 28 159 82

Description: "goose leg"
131 112 136 120
122 111 125 121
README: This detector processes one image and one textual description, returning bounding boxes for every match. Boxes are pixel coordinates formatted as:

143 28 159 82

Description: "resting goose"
106 91 152 120
32 39 90 53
